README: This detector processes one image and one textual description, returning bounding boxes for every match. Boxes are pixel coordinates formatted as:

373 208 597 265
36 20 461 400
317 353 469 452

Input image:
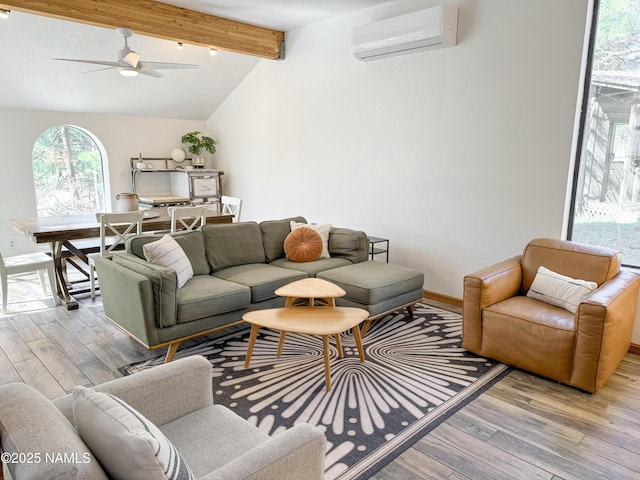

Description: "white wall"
0 108 204 253
207 0 588 297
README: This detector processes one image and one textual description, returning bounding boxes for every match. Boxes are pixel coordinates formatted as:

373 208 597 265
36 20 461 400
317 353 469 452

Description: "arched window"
32 125 107 216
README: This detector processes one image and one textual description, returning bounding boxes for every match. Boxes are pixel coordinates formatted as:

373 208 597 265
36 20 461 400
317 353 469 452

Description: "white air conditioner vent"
352 5 458 62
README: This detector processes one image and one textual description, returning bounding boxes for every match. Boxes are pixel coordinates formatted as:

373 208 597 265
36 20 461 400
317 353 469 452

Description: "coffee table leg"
353 325 365 363
277 331 287 357
322 335 331 391
360 319 372 337
335 334 343 358
244 324 260 368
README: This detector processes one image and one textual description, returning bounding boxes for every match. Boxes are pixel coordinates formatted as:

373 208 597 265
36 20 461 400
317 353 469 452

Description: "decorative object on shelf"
181 131 216 168
171 148 186 169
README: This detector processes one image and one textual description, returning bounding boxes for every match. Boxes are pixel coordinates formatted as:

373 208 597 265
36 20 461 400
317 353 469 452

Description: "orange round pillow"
284 227 323 263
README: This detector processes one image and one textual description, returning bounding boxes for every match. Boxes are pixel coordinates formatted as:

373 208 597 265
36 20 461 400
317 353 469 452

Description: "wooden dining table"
11 207 233 309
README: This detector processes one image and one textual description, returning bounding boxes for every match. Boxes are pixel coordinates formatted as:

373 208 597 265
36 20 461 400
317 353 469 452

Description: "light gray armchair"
0 356 326 480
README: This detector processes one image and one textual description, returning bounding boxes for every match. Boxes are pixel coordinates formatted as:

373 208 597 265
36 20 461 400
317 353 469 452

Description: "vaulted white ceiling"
0 0 389 119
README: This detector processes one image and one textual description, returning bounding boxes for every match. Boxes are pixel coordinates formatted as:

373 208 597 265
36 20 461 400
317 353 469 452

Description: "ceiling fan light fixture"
0 8 10 19
119 67 138 77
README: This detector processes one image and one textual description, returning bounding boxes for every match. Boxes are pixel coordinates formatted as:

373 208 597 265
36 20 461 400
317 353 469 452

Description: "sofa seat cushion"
0 383 108 480
177 275 251 325
481 296 575 383
160 404 269 478
270 257 352 277
213 264 307 303
318 261 424 305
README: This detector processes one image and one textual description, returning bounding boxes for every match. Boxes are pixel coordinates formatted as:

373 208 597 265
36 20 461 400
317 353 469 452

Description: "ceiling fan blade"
138 61 199 70
55 58 121 68
81 66 119 74
121 51 140 68
138 69 164 78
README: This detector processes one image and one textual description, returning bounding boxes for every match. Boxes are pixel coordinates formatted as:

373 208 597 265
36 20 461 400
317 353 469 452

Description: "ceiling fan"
55 28 199 78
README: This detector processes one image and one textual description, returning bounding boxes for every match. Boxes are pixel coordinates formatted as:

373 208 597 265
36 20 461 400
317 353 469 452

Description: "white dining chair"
88 211 143 300
168 205 207 232
1 250 58 316
221 195 242 222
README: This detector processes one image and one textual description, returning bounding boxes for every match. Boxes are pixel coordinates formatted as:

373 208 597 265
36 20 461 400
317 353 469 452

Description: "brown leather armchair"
463 238 640 393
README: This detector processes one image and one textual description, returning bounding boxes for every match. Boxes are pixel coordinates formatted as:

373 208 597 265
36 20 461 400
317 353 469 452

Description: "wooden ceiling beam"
0 0 284 59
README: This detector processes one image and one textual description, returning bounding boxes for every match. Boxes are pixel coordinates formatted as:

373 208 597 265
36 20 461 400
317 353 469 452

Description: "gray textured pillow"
73 385 195 480
143 234 193 288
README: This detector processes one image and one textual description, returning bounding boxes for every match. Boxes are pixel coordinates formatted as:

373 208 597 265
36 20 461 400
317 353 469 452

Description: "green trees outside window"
32 125 105 217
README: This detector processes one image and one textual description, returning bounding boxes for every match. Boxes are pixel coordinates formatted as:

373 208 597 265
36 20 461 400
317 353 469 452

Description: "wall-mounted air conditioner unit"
352 5 458 62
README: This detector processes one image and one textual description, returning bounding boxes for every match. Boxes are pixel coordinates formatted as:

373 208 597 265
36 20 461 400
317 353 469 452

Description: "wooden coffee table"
243 306 368 391
275 277 346 307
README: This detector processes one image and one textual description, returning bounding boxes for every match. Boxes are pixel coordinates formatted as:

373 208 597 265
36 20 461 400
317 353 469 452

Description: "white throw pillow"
143 235 193 288
290 221 332 259
526 266 597 313
72 386 195 480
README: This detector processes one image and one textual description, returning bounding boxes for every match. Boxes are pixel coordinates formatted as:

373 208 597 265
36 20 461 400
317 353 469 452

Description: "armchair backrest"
521 238 622 293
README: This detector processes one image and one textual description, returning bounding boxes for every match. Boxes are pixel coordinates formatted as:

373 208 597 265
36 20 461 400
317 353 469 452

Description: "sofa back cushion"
202 222 266 270
521 238 622 292
260 216 307 262
329 227 369 264
126 230 209 275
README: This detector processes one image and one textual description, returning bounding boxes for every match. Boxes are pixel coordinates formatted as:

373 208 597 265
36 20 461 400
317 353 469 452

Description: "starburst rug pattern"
122 303 508 479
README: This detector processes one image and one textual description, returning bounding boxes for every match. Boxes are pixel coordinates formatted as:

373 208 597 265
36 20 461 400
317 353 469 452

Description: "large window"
32 125 106 216
569 0 640 267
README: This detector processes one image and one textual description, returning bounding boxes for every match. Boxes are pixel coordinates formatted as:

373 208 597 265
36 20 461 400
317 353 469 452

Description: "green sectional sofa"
95 216 424 361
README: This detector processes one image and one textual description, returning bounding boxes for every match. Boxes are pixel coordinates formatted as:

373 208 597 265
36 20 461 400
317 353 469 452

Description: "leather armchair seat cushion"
482 296 576 383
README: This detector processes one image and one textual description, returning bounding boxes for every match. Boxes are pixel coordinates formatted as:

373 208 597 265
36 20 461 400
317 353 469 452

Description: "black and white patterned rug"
122 303 508 480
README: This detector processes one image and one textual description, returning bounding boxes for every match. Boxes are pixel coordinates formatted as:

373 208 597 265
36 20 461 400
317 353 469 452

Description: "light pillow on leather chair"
526 266 597 313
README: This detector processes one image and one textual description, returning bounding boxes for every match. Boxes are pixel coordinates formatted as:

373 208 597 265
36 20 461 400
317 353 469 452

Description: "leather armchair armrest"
462 255 522 353
571 270 640 392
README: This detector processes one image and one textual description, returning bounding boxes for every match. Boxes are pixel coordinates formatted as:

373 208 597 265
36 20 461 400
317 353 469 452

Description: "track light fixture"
0 8 10 19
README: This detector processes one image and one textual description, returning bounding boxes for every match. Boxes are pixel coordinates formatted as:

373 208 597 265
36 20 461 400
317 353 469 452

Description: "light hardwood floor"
1 280 639 480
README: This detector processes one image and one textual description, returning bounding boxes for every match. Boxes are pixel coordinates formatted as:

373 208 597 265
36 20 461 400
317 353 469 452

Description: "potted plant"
181 131 216 167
